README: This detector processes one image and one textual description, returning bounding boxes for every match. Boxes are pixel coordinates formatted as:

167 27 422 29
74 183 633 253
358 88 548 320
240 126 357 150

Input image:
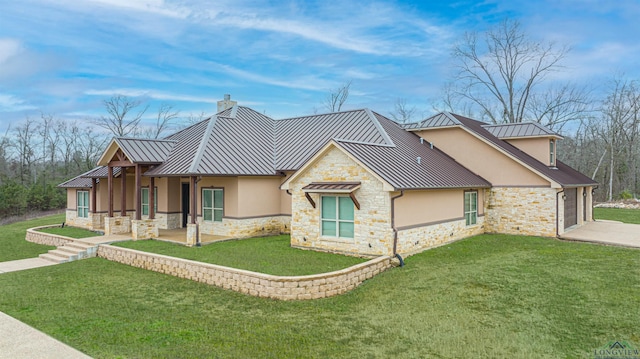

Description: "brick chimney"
217 94 237 113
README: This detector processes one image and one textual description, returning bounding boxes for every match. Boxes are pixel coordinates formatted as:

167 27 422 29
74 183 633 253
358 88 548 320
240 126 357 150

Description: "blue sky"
1 0 639 133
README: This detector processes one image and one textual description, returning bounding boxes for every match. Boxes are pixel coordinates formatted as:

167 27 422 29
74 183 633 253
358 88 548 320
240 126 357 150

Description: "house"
59 96 597 258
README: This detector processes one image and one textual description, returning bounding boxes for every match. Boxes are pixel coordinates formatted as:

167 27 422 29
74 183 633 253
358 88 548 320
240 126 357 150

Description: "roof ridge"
365 109 395 147
116 137 177 143
277 108 367 122
188 116 218 174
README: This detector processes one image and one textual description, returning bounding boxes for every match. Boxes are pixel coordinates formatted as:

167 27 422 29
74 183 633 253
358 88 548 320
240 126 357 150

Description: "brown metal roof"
338 112 491 190
302 182 361 192
483 122 562 139
114 138 176 164
402 112 459 130
448 113 596 187
275 109 393 171
57 166 122 188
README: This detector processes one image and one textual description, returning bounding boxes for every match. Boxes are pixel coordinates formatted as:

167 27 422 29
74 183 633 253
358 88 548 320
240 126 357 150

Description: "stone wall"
105 215 132 235
26 225 74 246
199 215 291 238
396 217 485 256
153 213 181 230
288 147 394 256
484 187 557 237
97 245 394 300
132 219 159 240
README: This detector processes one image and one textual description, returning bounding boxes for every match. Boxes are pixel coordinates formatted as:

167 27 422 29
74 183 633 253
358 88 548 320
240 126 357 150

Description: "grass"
0 213 64 261
38 226 102 239
594 207 640 224
1 230 639 358
113 236 367 276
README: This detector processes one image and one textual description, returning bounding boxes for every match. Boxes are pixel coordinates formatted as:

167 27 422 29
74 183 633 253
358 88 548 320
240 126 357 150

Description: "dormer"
483 122 563 167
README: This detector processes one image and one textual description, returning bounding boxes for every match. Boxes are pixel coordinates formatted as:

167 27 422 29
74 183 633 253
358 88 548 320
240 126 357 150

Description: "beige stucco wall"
484 187 558 237
393 189 485 229
415 128 550 187
288 146 394 256
237 176 286 218
504 137 552 166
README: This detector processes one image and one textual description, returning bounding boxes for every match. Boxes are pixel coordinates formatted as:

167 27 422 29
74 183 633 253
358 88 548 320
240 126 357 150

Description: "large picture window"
464 191 478 226
321 196 354 238
77 190 89 218
203 188 223 222
141 187 157 216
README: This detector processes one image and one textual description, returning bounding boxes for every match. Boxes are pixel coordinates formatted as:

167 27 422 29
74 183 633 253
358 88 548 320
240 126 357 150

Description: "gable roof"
405 112 597 187
97 137 176 166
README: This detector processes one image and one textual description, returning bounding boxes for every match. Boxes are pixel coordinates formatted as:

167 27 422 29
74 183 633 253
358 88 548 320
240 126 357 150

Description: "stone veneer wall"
97 245 394 300
199 215 291 238
26 225 74 246
484 187 557 237
153 213 181 230
396 217 485 256
65 209 91 229
288 147 394 256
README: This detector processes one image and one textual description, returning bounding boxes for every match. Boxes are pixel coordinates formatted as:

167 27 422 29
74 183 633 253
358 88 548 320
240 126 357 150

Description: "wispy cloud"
0 93 37 112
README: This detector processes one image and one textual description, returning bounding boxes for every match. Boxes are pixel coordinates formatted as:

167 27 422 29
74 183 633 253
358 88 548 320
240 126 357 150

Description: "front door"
181 183 189 227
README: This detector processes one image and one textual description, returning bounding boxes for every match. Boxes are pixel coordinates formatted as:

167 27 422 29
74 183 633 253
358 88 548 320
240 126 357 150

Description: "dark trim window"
141 187 157 216
321 195 354 238
203 188 223 222
550 139 556 166
464 191 478 226
77 190 89 218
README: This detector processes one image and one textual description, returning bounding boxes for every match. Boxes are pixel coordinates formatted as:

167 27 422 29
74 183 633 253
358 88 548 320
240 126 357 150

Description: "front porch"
156 228 232 245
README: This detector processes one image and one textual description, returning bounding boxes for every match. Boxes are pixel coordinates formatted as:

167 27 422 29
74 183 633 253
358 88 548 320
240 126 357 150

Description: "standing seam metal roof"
114 138 176 164
483 122 562 139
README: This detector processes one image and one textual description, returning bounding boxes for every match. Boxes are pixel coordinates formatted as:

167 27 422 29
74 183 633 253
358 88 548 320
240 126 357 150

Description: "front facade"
60 100 597 257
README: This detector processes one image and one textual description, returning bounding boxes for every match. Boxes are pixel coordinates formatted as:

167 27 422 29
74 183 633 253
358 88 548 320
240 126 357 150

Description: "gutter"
556 188 565 237
390 190 405 266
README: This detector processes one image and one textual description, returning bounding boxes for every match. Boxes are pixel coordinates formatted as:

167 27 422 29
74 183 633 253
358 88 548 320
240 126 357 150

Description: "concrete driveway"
560 221 640 248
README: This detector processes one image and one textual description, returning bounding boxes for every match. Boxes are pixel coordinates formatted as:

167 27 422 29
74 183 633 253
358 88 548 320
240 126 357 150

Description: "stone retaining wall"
97 244 394 300
26 225 74 246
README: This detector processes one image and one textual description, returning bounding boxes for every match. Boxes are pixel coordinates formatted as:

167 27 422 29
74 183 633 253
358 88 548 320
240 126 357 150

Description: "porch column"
190 176 197 224
149 176 155 220
107 166 113 217
135 164 142 220
91 178 97 214
120 167 127 216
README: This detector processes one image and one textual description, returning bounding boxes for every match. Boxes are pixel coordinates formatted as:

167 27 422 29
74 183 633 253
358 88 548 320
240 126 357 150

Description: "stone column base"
186 224 199 247
132 219 159 240
104 216 131 235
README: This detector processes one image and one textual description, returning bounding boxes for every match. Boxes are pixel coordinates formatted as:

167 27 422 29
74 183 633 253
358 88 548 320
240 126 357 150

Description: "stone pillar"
104 216 131 235
131 219 158 240
186 223 198 247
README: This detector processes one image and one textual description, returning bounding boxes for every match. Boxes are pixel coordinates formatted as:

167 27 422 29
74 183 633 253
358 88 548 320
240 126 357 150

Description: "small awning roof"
302 182 361 193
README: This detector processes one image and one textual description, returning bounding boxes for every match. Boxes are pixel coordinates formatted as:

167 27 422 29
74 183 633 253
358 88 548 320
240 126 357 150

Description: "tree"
448 19 589 128
94 95 149 137
323 80 352 112
144 103 180 139
389 98 418 123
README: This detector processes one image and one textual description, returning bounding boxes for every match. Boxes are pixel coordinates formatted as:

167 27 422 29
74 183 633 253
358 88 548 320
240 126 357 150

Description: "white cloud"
84 88 264 106
0 94 36 112
0 38 22 64
84 0 190 18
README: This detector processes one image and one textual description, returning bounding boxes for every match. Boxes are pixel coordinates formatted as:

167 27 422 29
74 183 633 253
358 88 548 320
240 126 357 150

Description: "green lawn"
594 207 640 224
0 213 64 261
113 236 367 276
1 233 638 358
38 226 102 239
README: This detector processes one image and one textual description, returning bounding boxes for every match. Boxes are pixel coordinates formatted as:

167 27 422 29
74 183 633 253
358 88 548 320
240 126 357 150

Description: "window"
203 188 223 222
550 140 555 166
321 196 354 238
464 191 477 226
77 190 89 218
141 187 157 216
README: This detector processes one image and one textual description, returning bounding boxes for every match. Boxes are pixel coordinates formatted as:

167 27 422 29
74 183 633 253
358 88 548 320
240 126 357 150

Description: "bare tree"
94 95 149 137
142 103 180 139
449 19 587 127
389 98 417 123
527 83 593 131
323 80 352 112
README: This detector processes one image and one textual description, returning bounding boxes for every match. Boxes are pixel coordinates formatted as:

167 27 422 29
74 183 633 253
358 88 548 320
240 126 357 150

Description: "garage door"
564 188 577 229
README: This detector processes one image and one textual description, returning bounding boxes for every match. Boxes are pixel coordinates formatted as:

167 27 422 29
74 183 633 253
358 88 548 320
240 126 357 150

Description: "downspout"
391 190 405 267
556 188 565 237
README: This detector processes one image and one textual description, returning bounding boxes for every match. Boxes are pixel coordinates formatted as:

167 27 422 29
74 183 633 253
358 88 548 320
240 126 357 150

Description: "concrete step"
65 241 95 251
48 249 76 260
39 253 68 263
57 246 86 255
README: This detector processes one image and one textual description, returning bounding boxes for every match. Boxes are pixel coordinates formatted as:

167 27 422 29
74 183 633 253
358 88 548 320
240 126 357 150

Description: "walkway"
0 311 91 358
560 221 640 248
